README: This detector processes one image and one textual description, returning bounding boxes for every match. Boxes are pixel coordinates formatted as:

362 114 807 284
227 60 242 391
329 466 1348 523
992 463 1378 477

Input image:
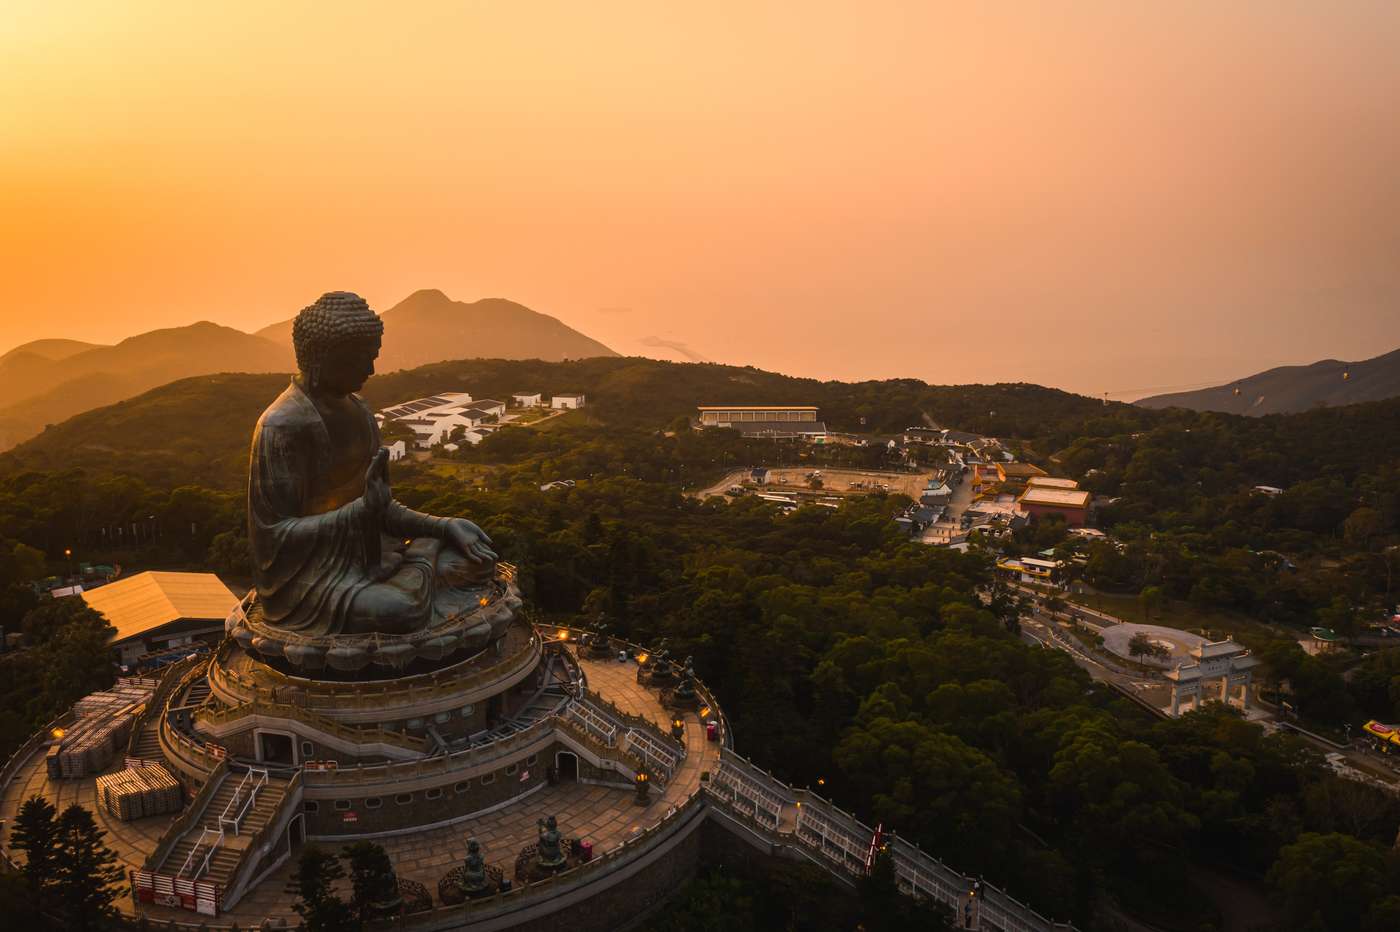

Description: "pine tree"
10 794 58 907
53 803 125 931
343 840 398 921
287 845 357 932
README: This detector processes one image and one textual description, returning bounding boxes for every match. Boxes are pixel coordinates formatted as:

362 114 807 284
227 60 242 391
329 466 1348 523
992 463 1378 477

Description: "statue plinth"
226 566 521 672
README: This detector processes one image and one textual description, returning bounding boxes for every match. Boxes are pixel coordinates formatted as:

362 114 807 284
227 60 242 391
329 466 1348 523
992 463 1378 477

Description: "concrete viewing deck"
0 647 719 927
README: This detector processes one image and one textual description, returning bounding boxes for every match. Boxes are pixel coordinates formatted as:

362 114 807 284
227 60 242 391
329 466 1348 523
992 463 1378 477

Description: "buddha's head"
292 292 384 394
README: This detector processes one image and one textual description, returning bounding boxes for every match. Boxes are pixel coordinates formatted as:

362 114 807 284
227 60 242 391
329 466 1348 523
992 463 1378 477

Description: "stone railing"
126 655 204 757
364 782 711 930
553 624 728 743
164 657 214 711
143 760 231 872
126 791 710 931
160 707 227 779
704 749 1078 932
301 713 558 789
585 691 672 741
194 701 428 756
553 714 647 778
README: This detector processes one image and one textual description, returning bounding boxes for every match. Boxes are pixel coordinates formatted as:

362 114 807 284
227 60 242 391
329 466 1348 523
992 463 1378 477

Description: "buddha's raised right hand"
364 447 391 517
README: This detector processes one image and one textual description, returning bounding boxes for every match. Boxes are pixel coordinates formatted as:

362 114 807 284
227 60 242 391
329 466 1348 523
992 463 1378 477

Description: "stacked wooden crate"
46 681 157 779
96 763 183 820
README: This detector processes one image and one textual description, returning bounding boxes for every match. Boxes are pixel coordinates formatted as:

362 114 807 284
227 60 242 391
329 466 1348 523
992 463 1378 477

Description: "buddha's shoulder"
255 383 319 436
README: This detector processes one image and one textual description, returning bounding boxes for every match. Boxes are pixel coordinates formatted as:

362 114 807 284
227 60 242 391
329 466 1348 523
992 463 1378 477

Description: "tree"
857 847 952 931
288 845 357 932
1128 632 1154 658
53 803 125 931
10 795 58 907
1364 896 1400 932
655 869 760 932
1047 720 1197 904
205 530 252 578
20 595 109 648
1317 595 1360 638
1343 506 1382 550
342 840 398 922
1268 832 1387 930
37 610 116 715
1139 585 1163 622
0 541 46 586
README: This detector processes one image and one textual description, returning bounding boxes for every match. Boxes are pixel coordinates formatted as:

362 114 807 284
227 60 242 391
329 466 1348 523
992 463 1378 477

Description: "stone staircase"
181 679 212 708
154 770 290 888
459 654 573 748
130 720 163 761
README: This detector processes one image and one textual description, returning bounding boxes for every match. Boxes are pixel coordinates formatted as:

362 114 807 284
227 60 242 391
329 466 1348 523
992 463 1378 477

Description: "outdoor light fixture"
558 629 570 641
51 727 65 739
636 653 649 664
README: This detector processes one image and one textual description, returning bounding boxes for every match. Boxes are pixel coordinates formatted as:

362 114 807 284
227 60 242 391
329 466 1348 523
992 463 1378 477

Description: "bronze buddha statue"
248 291 497 638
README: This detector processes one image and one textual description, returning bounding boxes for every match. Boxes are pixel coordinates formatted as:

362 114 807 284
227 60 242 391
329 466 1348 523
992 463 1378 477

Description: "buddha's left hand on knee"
445 518 497 563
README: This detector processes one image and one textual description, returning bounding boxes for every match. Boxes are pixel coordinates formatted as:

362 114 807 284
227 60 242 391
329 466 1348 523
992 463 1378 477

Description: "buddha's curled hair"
292 291 384 373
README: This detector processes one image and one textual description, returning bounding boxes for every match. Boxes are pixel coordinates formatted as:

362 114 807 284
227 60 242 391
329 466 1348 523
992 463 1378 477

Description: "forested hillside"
1052 398 1400 628
0 356 1147 488
4 358 1400 929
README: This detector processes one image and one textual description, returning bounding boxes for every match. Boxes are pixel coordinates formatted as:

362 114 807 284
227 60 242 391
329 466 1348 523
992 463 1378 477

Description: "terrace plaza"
1 615 1077 931
1 621 729 927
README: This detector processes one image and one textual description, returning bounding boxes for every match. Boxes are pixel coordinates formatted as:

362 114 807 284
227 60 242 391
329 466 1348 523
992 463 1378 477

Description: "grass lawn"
531 409 597 432
426 462 490 483
505 408 554 426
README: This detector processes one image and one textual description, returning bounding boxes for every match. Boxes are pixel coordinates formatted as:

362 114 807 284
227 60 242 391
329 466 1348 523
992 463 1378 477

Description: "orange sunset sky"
3 2 1399 398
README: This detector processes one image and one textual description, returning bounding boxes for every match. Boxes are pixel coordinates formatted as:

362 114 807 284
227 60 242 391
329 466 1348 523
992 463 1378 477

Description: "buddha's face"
316 336 381 395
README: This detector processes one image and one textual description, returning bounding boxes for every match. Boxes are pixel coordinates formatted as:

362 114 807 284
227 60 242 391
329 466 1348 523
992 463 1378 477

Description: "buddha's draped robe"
249 381 480 636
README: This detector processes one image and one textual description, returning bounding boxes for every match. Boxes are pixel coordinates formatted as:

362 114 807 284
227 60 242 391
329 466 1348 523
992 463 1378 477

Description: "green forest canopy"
2 356 1400 928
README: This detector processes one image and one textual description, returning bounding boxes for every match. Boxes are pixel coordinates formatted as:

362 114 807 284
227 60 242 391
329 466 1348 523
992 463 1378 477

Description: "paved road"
921 471 975 543
1016 594 1400 789
691 469 750 500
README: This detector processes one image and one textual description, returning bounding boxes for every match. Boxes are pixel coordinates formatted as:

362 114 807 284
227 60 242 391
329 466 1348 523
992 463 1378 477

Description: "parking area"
759 468 935 499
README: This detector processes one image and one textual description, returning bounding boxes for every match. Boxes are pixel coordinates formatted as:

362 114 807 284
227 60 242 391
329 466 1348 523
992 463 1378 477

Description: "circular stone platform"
225 566 523 672
1101 623 1205 667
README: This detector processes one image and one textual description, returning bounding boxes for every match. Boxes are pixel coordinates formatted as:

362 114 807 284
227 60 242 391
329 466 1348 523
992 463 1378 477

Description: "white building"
380 393 508 449
466 399 507 418
400 412 486 448
1166 640 1257 716
386 440 408 462
512 392 542 407
379 392 473 420
551 393 586 409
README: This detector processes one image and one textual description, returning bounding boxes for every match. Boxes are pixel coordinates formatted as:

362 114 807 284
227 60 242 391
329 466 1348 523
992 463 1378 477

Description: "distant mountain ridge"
0 290 615 451
0 323 292 449
1136 347 1400 416
255 289 617 371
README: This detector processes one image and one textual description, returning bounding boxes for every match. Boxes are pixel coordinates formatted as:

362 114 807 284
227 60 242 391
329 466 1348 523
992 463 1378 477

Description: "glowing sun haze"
3 2 1399 397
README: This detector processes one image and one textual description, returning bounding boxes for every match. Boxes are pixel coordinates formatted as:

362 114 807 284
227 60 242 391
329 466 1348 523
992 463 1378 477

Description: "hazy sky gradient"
3 2 1398 397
